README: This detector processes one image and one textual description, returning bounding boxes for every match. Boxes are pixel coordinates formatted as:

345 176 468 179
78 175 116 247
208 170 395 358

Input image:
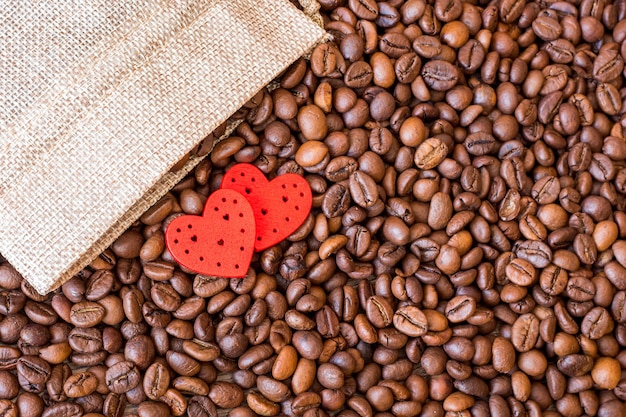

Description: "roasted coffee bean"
414 138 448 169
366 296 394 328
41 402 83 417
63 371 98 397
421 60 458 91
105 361 141 394
70 302 105 328
511 313 540 352
16 393 44 417
349 171 378 208
143 362 170 400
322 183 351 218
393 306 427 336
17 356 51 386
137 401 170 417
506 258 536 286
0 371 18 400
187 396 218 417
514 240 552 268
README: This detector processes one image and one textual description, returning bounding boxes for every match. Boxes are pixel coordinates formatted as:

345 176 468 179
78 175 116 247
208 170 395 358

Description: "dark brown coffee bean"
125 335 155 370
106 361 140 394
499 0 525 22
593 43 624 83
322 183 351 218
209 381 244 409
187 396 217 417
349 171 378 208
464 132 495 156
581 307 613 339
506 258 536 286
63 371 98 398
41 402 83 417
511 313 540 352
68 327 103 354
421 60 459 91
531 176 560 205
393 306 427 336
143 362 170 400
0 371 18 400
414 138 448 170
151 282 181 312
348 0 379 20
395 52 421 84
557 354 594 377
345 61 374 88
70 302 105 328
412 35 442 59
17 356 51 386
445 295 476 323
514 240 552 268
167 350 201 376
16 393 44 417
427 192 453 231
365 296 394 328
137 401 170 417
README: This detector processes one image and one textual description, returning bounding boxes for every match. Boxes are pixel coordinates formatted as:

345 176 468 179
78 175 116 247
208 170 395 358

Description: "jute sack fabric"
0 0 326 294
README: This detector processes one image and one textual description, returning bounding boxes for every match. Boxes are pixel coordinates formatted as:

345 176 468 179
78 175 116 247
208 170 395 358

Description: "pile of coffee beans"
2 0 626 415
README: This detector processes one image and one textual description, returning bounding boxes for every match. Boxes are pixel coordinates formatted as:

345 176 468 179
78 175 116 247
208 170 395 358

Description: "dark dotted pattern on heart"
252 183 302 244
165 189 255 277
220 163 313 251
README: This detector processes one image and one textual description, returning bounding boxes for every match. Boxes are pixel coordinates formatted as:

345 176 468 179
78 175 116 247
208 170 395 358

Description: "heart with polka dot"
165 189 256 277
165 164 312 277
221 163 312 252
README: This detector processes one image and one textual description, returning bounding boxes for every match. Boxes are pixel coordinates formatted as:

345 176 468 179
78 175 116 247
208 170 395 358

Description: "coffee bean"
70 302 105 328
445 295 476 323
591 357 621 389
137 401 170 417
125 335 156 371
393 306 427 336
365 296 394 328
41 402 83 417
105 361 140 394
514 240 552 268
557 354 594 377
16 393 44 417
0 371 18 400
421 60 459 91
17 356 51 386
209 381 244 409
414 137 448 169
143 362 170 400
187 396 218 417
349 171 378 208
506 258 537 286
64 371 98 398
581 307 613 339
511 313 540 352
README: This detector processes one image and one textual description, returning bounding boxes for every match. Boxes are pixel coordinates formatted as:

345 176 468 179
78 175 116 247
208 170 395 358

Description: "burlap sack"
0 0 326 295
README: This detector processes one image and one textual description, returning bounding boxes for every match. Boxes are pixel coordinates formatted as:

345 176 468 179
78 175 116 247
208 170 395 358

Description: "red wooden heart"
164 189 255 277
221 163 312 251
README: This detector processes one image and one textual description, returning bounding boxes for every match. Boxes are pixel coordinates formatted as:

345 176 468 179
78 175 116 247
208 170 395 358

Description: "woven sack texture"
0 0 326 294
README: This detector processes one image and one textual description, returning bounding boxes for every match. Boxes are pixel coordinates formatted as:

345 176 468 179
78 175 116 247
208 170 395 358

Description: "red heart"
164 189 255 277
221 163 312 251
